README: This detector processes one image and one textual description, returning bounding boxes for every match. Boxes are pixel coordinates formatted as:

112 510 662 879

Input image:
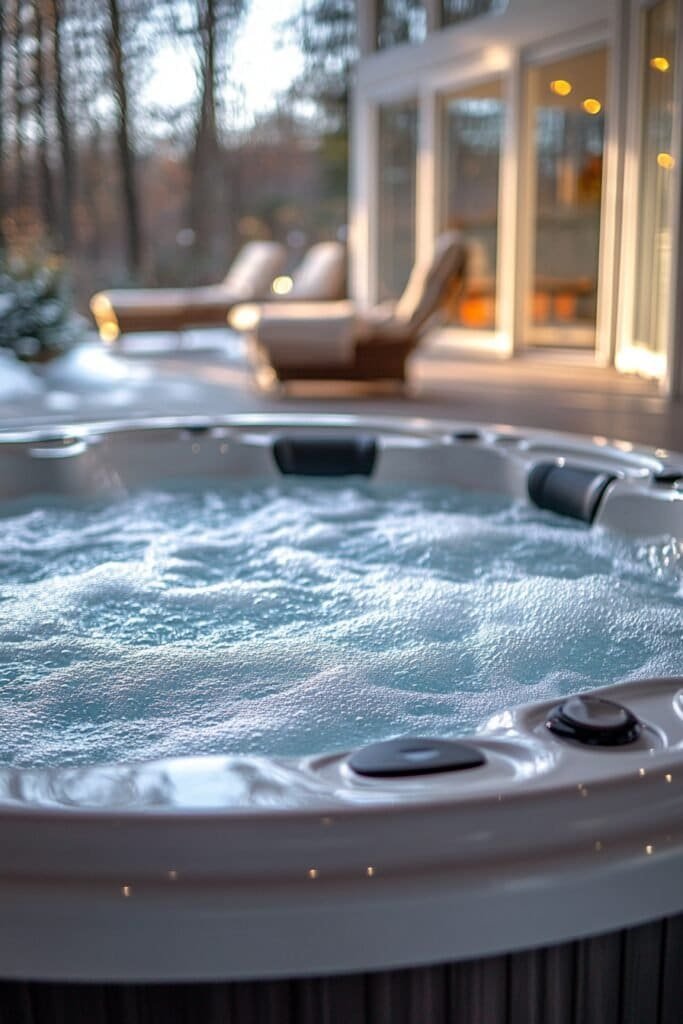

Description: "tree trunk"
11 0 27 209
106 0 142 279
0 3 6 251
190 0 229 278
32 0 57 241
47 0 75 252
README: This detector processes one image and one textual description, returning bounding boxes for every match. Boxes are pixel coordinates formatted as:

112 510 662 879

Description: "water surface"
0 479 681 768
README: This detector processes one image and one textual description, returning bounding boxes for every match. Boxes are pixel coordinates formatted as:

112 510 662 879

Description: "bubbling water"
0 479 681 769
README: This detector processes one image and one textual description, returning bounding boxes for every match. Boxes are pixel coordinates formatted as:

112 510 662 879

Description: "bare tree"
46 0 75 251
10 0 27 209
285 0 358 132
31 0 57 240
284 1 358 215
0 3 6 250
189 0 246 275
105 0 142 277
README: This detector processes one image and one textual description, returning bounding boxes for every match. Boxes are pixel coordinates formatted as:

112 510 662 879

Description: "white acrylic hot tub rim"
0 412 681 984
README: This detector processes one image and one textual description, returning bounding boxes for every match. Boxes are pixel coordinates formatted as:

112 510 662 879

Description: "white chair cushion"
255 301 356 366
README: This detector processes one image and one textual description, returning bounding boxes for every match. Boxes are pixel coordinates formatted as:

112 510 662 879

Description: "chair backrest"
288 241 347 301
222 241 287 299
394 231 468 331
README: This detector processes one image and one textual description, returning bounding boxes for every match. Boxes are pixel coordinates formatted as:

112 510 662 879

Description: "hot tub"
0 414 681 1023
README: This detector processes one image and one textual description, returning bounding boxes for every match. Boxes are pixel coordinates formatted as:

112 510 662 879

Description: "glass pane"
377 1 427 50
377 102 418 301
442 0 508 27
527 49 607 344
441 79 504 329
634 0 677 358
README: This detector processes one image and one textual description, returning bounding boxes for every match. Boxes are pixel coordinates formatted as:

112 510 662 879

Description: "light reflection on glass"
377 0 427 49
527 49 606 344
378 102 418 301
550 79 572 96
634 0 677 360
441 80 504 330
582 98 602 115
657 152 675 170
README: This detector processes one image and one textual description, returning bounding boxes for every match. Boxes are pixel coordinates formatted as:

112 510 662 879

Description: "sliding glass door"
440 79 505 330
377 101 419 301
525 48 608 348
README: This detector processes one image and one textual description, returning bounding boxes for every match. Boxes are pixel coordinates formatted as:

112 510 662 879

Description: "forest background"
0 0 365 310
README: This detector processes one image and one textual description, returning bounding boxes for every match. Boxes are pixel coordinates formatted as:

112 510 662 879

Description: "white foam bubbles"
0 480 681 768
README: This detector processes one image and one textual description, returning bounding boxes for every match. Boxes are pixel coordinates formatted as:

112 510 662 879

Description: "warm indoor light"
650 56 670 72
657 152 675 170
98 321 120 344
228 302 260 332
90 293 113 320
582 98 602 115
550 79 572 96
271 274 293 295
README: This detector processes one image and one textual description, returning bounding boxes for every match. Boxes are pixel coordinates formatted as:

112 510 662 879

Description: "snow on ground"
0 331 262 429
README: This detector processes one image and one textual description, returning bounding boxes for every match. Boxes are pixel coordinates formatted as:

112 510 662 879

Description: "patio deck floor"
2 333 682 454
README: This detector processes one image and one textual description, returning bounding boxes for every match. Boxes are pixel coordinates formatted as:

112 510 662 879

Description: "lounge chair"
90 241 347 338
89 241 285 337
285 241 346 301
243 231 467 385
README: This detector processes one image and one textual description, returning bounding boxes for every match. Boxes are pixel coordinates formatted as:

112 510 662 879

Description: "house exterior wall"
350 0 683 397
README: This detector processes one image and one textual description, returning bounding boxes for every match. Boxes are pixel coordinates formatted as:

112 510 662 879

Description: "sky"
231 0 307 123
141 0 307 131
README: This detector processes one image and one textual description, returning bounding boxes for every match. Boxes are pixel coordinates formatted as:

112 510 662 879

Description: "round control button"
546 695 641 747
349 737 486 778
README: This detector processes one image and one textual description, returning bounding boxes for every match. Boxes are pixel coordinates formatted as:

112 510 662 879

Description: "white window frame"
615 0 683 395
434 63 516 354
351 0 620 361
352 47 514 355
517 28 613 357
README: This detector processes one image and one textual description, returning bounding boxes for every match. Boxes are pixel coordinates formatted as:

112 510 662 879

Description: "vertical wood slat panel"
104 983 144 1024
408 964 447 1024
659 914 683 1024
508 948 544 1024
366 968 413 1024
543 942 576 1024
620 921 665 1024
230 979 294 1024
0 912 680 1024
293 974 366 1024
574 930 623 1024
506 944 576 1024
447 955 509 1022
0 981 36 1024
